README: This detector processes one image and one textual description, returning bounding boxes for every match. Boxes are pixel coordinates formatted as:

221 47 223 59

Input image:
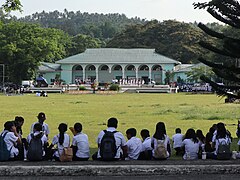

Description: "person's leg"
91 152 98 160
73 156 89 161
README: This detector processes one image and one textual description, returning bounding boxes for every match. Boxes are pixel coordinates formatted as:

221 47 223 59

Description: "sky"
11 0 219 23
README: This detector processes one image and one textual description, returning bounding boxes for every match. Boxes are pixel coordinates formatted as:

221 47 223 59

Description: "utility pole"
0 64 5 87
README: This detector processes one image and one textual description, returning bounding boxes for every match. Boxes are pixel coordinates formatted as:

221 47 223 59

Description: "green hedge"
109 84 120 91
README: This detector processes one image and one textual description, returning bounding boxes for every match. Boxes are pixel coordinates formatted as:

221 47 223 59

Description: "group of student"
0 112 238 161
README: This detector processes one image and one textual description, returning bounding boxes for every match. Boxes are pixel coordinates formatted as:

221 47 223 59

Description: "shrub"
109 84 120 91
78 85 86 91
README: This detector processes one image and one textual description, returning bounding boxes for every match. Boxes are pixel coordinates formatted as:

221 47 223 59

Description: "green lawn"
0 93 240 154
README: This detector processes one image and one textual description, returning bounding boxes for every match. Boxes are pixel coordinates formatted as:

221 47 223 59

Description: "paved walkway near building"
1 160 240 177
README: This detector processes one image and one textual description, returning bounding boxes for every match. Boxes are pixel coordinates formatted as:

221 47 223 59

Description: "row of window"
73 64 163 71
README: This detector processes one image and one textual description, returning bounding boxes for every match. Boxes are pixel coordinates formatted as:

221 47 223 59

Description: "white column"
108 65 113 74
82 65 86 82
149 67 152 81
96 68 99 82
122 65 125 79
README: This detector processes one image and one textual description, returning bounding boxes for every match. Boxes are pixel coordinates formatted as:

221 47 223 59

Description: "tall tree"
194 0 240 99
2 0 22 12
107 20 214 64
0 21 71 83
67 34 103 56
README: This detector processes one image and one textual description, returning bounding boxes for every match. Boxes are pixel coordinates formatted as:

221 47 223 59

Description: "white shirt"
172 133 184 148
151 135 171 158
142 137 152 152
182 139 200 160
72 132 90 158
236 129 240 145
125 136 142 160
97 127 126 159
212 135 231 155
1 130 19 158
31 122 50 136
27 131 48 156
52 133 70 157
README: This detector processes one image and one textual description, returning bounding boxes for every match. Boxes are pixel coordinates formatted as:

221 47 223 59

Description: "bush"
109 84 120 91
78 85 86 91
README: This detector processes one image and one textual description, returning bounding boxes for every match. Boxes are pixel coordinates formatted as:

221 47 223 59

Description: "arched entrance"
85 64 96 83
152 65 163 84
72 65 83 84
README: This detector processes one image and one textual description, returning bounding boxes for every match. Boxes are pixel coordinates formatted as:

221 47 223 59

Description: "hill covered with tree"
15 9 146 39
106 20 224 64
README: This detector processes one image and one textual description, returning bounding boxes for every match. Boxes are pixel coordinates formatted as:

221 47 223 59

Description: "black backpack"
27 133 43 161
217 138 231 160
0 132 11 161
100 130 117 161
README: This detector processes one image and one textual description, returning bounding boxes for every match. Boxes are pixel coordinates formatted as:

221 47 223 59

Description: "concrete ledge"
1 164 240 176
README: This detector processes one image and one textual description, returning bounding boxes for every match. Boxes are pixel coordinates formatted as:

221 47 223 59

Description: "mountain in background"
10 9 228 64
14 9 146 39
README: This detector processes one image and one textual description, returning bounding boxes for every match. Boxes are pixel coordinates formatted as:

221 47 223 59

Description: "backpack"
27 133 43 161
237 121 240 138
58 137 73 162
217 138 231 160
59 147 73 162
154 138 168 159
100 130 117 161
0 132 11 161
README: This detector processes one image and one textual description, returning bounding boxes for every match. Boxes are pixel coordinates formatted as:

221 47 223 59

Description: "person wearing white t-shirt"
30 112 50 138
182 128 200 160
70 123 90 161
212 122 232 159
27 123 48 160
151 122 171 159
172 128 184 156
48 123 70 161
93 117 127 160
125 128 142 160
1 121 22 160
138 129 152 160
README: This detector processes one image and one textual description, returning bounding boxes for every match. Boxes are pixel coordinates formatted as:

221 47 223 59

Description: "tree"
194 0 240 99
67 34 103 56
106 20 215 64
164 70 174 85
2 0 22 12
0 21 71 83
185 65 217 83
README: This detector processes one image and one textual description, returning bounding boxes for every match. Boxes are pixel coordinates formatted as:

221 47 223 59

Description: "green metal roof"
56 48 180 64
38 62 61 72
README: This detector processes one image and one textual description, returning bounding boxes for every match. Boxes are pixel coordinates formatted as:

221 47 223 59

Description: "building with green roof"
38 48 180 85
173 63 208 83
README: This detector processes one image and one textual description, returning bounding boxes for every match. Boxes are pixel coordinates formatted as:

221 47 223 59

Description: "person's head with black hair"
126 128 137 140
153 122 167 140
216 122 228 139
140 129 150 140
74 123 82 133
107 117 118 128
196 129 205 143
4 121 15 132
175 128 181 134
184 128 198 143
58 123 68 145
37 112 46 124
33 123 43 132
14 116 24 127
14 116 24 135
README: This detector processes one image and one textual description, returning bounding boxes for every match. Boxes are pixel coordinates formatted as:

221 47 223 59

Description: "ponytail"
58 123 67 145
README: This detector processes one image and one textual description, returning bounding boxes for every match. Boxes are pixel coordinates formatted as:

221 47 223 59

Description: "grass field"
0 92 240 154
